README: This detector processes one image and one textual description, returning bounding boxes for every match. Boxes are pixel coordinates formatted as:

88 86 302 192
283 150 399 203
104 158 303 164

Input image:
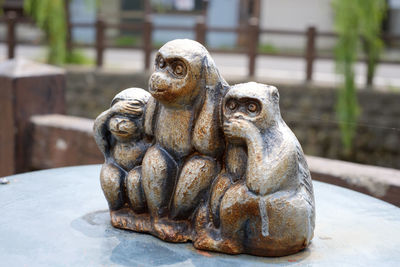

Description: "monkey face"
149 53 200 104
109 99 146 141
223 97 262 121
109 115 142 141
149 40 208 105
109 88 150 142
223 82 281 132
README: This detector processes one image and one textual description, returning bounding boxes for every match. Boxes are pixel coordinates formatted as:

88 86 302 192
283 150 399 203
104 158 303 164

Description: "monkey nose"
115 119 124 129
150 73 169 88
233 114 244 119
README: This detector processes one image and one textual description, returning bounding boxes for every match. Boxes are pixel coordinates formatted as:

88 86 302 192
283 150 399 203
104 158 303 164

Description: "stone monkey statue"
94 88 152 212
194 82 315 256
94 40 316 257
141 39 229 241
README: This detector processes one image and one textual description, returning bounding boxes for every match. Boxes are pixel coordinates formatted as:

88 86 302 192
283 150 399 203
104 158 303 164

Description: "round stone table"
1 165 400 266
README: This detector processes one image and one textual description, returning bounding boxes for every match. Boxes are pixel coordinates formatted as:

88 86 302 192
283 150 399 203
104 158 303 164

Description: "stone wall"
65 69 400 169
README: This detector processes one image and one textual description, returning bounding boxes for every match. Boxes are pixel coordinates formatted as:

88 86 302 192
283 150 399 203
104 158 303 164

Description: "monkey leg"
209 172 232 228
171 155 218 219
194 183 256 254
142 145 178 218
126 166 146 213
244 190 315 256
100 163 126 210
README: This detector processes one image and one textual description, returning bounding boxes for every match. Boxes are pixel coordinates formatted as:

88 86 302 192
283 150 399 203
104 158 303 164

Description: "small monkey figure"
195 82 315 257
94 88 152 212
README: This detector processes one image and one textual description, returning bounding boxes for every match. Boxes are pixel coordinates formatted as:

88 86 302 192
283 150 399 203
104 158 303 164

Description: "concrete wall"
259 0 335 50
29 114 400 207
65 69 400 170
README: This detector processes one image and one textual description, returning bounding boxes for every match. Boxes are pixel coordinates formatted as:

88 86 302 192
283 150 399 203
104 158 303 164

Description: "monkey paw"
153 218 191 243
194 232 242 255
223 119 256 140
111 101 143 116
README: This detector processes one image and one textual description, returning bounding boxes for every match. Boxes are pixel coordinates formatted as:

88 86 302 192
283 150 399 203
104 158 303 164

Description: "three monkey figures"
94 39 315 257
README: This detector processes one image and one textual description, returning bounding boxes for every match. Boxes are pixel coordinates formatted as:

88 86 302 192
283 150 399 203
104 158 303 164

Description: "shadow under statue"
94 39 315 257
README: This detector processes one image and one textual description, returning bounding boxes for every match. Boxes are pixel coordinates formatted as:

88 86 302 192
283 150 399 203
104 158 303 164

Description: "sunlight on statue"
94 39 315 257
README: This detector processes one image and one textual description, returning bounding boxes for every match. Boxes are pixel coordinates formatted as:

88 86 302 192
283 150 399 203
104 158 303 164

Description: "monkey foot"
152 218 191 243
110 209 152 233
194 231 242 255
193 204 210 233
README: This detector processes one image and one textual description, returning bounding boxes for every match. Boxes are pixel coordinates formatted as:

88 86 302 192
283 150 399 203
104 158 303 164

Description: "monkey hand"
111 101 144 116
223 118 257 140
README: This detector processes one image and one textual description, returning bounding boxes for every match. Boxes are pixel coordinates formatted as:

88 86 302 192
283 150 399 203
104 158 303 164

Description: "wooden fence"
1 11 400 82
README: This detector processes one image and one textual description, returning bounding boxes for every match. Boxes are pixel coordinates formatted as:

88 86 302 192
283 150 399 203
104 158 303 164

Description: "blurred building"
389 0 400 36
259 0 334 50
68 0 239 48
2 0 399 49
259 0 400 50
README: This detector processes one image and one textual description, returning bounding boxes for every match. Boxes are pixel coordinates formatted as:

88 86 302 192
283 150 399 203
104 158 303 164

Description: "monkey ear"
271 87 280 104
110 98 119 107
202 55 228 93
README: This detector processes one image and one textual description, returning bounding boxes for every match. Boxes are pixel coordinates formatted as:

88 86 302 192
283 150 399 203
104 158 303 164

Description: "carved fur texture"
94 40 315 257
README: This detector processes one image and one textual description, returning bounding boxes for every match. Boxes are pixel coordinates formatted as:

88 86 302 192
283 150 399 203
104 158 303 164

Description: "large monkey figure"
94 88 152 212
194 82 315 257
142 39 228 241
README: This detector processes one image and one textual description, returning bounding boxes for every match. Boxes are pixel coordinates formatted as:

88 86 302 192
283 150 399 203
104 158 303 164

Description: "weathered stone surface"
2 165 400 266
307 155 400 206
0 59 65 175
94 39 315 257
30 114 102 169
93 88 152 212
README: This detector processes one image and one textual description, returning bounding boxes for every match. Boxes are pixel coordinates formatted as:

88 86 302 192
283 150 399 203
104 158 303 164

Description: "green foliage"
258 43 279 54
65 49 93 65
114 35 140 47
0 0 4 15
24 0 67 65
332 0 386 152
151 0 173 13
359 0 386 86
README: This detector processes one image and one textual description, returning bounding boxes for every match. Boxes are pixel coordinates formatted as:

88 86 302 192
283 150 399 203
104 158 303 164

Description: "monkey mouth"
149 87 168 97
150 87 166 92
110 129 130 136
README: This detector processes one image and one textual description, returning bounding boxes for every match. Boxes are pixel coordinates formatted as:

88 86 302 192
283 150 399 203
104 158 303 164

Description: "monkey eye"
247 103 258 113
226 99 237 111
175 64 183 75
171 60 187 77
246 101 261 115
157 56 166 69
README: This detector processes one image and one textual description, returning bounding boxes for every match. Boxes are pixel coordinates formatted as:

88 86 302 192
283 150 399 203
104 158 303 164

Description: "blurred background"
0 0 399 204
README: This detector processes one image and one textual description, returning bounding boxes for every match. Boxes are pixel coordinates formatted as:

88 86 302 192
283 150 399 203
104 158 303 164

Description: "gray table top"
1 165 400 267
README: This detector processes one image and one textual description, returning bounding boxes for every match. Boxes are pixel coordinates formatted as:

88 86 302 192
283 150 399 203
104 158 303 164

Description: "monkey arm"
193 91 224 157
144 96 157 137
245 135 295 196
93 109 113 159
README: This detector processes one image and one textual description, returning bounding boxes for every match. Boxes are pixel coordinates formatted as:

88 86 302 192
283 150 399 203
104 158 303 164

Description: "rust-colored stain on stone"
94 39 315 257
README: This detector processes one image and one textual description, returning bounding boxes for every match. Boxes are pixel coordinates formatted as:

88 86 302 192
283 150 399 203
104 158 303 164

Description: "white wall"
153 0 240 48
259 0 335 50
389 0 400 35
71 0 96 43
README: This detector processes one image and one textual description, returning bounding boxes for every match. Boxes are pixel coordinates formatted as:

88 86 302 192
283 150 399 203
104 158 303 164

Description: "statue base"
2 165 400 266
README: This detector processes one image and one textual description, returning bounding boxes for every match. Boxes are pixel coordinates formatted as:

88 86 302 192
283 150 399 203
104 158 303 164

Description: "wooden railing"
1 12 400 82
